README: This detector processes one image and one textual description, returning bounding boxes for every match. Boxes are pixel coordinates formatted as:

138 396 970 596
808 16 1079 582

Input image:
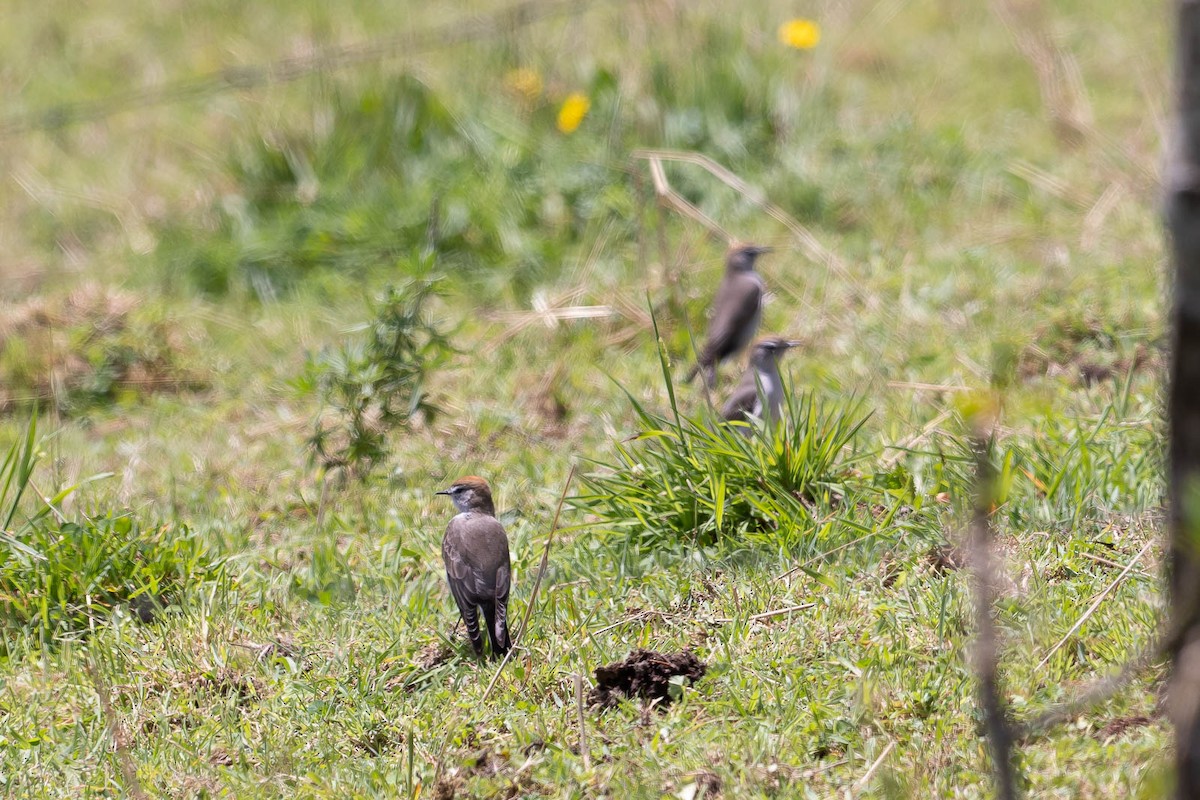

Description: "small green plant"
296 279 454 481
0 416 217 647
574 338 874 550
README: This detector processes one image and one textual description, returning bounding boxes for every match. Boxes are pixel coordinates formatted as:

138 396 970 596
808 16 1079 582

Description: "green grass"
0 0 1173 796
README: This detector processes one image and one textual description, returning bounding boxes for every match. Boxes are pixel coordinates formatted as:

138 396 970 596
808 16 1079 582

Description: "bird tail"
684 363 700 383
483 601 510 657
458 604 485 657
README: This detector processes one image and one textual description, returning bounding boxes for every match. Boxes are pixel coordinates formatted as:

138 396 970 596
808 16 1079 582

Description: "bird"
720 337 802 426
435 476 511 659
686 244 772 387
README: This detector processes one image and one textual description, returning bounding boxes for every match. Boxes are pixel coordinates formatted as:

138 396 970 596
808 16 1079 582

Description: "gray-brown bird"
721 337 801 426
686 244 772 387
436 476 511 659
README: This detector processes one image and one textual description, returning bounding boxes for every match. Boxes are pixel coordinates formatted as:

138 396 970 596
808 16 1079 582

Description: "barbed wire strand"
0 0 617 139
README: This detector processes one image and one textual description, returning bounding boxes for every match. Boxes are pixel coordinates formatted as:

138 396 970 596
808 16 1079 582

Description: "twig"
850 740 895 796
1017 632 1166 739
711 603 817 624
749 603 816 621
886 381 972 394
482 465 575 703
575 673 591 769
801 758 848 779
1079 549 1155 582
591 608 664 636
1035 540 1155 671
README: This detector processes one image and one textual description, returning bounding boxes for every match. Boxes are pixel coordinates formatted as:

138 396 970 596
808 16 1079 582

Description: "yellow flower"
556 92 591 134
503 68 543 103
778 18 821 49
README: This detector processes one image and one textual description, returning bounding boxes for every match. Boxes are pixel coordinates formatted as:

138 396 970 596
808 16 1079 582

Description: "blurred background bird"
721 337 801 427
686 244 772 387
435 476 511 659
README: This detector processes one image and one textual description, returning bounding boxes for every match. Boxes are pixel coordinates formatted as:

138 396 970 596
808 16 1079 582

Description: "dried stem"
575 673 591 769
482 464 575 703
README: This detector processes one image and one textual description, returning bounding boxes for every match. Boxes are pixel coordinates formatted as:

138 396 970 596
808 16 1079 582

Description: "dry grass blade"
642 154 732 242
850 740 895 796
632 149 851 284
989 0 1092 145
482 464 575 703
1079 549 1155 582
1017 633 1165 739
712 603 817 624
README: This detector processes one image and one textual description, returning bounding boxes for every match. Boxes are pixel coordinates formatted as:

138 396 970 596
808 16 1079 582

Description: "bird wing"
442 514 510 603
701 273 762 361
721 372 762 421
442 528 480 610
494 563 511 604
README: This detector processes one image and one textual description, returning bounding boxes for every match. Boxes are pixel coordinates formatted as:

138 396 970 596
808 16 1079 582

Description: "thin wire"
0 0 619 138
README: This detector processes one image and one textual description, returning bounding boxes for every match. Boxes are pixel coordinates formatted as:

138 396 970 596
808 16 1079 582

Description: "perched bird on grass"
435 476 511 659
686 244 772 387
721 337 802 427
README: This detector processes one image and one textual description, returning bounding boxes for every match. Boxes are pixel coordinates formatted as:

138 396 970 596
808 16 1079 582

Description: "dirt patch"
0 283 206 413
185 668 262 704
1097 714 1156 740
689 770 722 798
416 642 454 670
926 543 965 574
352 724 404 756
432 776 461 800
1018 313 1160 387
589 649 707 710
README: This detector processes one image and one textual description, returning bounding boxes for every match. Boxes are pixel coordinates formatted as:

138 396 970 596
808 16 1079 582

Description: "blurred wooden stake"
966 430 1019 799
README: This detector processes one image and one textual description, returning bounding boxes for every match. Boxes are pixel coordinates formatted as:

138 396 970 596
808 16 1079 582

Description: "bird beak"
435 489 452 496
749 246 773 255
785 340 803 348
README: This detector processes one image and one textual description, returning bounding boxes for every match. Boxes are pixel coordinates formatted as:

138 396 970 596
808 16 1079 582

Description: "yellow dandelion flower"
779 18 821 49
503 67 543 103
556 92 591 134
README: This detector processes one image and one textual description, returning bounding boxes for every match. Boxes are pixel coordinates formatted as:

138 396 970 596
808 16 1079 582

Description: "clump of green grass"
294 278 454 481
0 416 217 648
574 339 875 550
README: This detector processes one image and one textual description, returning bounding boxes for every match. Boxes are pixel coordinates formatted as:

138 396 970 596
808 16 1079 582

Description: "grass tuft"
575 337 875 550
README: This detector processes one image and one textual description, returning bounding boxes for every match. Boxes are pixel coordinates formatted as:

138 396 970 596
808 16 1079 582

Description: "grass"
0 0 1173 796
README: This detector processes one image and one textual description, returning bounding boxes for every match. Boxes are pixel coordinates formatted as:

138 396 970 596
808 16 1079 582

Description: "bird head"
749 336 802 369
436 475 496 515
726 244 772 273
